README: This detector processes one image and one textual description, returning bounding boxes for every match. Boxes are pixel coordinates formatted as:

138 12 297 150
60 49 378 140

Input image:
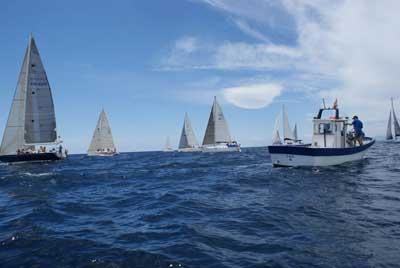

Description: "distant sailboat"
386 98 400 141
164 136 173 152
272 105 300 145
201 96 240 152
178 113 201 152
293 124 298 141
0 35 67 163
87 109 117 156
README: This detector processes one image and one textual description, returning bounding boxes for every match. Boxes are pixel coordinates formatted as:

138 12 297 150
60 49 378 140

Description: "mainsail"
88 109 116 155
386 110 393 140
179 113 198 149
391 98 400 137
272 110 282 144
293 124 298 141
282 105 294 141
0 35 57 155
203 97 232 145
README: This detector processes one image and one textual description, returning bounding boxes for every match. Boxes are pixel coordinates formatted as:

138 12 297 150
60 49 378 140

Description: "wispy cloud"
233 19 271 43
168 0 400 134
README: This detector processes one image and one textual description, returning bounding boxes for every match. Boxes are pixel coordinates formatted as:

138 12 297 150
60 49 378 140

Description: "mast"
202 96 232 145
88 109 116 155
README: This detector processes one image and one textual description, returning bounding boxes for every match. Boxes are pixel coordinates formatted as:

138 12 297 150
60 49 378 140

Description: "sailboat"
201 96 240 152
0 35 67 163
386 98 400 141
178 113 201 152
87 109 117 156
272 105 300 145
163 136 174 152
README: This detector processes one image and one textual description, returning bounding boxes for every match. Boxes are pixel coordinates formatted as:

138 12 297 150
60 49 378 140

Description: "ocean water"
0 142 399 268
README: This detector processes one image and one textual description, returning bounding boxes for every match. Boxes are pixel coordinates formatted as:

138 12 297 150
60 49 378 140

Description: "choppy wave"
0 144 400 267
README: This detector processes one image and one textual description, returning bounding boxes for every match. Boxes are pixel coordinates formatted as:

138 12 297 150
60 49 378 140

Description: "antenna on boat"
322 98 326 109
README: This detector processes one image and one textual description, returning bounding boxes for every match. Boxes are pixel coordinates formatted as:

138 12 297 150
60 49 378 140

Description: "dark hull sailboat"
0 152 63 163
0 35 67 163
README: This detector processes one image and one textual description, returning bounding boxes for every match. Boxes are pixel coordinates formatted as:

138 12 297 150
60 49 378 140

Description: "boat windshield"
316 108 339 119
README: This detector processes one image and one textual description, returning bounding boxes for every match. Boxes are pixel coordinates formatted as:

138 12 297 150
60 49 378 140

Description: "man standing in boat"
352 115 364 146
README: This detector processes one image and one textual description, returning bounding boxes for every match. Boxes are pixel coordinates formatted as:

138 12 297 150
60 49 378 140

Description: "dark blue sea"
0 142 399 268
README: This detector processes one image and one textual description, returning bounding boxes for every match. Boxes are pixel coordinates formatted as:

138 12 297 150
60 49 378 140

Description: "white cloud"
215 42 301 70
223 83 283 109
175 36 198 53
174 0 400 135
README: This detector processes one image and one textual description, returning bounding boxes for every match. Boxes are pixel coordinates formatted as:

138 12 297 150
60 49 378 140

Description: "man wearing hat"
352 115 364 145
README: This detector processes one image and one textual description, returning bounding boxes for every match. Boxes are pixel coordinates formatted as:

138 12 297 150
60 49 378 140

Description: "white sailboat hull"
88 152 118 157
178 147 202 152
201 144 241 153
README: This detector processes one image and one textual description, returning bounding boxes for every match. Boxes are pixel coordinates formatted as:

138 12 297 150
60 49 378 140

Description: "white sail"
282 105 294 141
179 113 198 149
293 124 298 141
391 98 400 137
272 111 282 144
0 35 57 155
387 110 393 140
202 96 232 145
88 109 116 155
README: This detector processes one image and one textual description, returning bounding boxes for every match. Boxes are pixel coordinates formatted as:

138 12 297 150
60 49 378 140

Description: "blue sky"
0 0 397 152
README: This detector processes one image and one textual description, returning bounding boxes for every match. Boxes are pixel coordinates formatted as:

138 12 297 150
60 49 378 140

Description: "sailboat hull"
201 144 241 153
87 152 118 157
178 147 202 152
0 152 65 163
268 139 375 167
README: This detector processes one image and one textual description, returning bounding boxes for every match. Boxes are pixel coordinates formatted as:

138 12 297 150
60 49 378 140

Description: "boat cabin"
312 108 350 148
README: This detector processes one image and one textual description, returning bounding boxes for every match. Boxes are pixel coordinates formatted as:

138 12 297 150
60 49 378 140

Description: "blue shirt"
352 119 363 134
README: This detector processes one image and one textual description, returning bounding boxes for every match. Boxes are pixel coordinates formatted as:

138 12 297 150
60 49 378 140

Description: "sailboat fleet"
0 36 395 166
272 105 299 145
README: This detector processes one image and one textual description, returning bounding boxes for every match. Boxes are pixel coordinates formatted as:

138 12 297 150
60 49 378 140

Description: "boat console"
312 107 351 149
